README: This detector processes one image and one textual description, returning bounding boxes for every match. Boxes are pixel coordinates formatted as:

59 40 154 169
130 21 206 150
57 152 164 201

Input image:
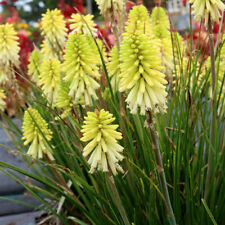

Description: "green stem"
146 111 176 225
107 175 130 225
204 18 217 200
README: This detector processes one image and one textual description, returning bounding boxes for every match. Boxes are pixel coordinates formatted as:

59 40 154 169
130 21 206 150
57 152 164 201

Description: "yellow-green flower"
28 49 42 83
150 7 173 72
69 14 97 36
40 9 67 54
107 46 120 91
63 33 100 105
22 108 54 160
95 0 125 19
0 23 20 67
38 58 61 105
120 33 167 115
150 7 170 39
0 89 6 111
125 5 152 37
56 81 73 118
189 0 225 28
81 109 124 175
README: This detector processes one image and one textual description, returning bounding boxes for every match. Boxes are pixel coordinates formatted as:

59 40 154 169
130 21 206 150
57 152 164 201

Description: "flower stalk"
107 175 130 225
204 17 217 200
146 111 176 225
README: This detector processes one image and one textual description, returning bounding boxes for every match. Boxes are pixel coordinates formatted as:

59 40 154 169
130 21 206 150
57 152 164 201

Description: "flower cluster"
0 23 19 84
69 14 97 36
63 33 100 105
120 32 167 115
81 109 124 175
40 9 67 57
38 58 61 105
28 49 42 83
189 0 225 28
107 46 120 91
56 81 73 118
22 108 54 160
95 0 125 20
125 5 152 37
150 7 173 73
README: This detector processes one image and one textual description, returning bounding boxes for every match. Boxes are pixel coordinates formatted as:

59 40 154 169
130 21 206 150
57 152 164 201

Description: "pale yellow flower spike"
150 7 173 73
22 108 54 160
0 23 20 67
125 5 152 37
56 81 73 118
95 0 125 19
63 33 100 106
107 46 121 91
69 14 97 36
189 0 225 28
28 49 43 83
38 58 61 105
81 109 124 175
120 33 168 115
0 89 6 112
40 9 67 54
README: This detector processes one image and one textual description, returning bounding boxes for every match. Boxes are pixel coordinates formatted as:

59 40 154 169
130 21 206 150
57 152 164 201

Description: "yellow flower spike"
150 7 170 39
95 0 125 20
107 46 120 91
189 0 225 28
22 108 54 160
0 23 20 67
81 109 124 175
40 9 67 54
125 5 152 37
56 81 74 118
28 49 43 83
150 7 173 73
63 33 100 105
38 58 61 105
69 14 97 36
120 33 167 115
0 89 6 111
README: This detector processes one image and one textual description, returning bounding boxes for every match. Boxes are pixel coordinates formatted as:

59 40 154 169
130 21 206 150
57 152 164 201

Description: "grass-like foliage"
0 2 225 225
